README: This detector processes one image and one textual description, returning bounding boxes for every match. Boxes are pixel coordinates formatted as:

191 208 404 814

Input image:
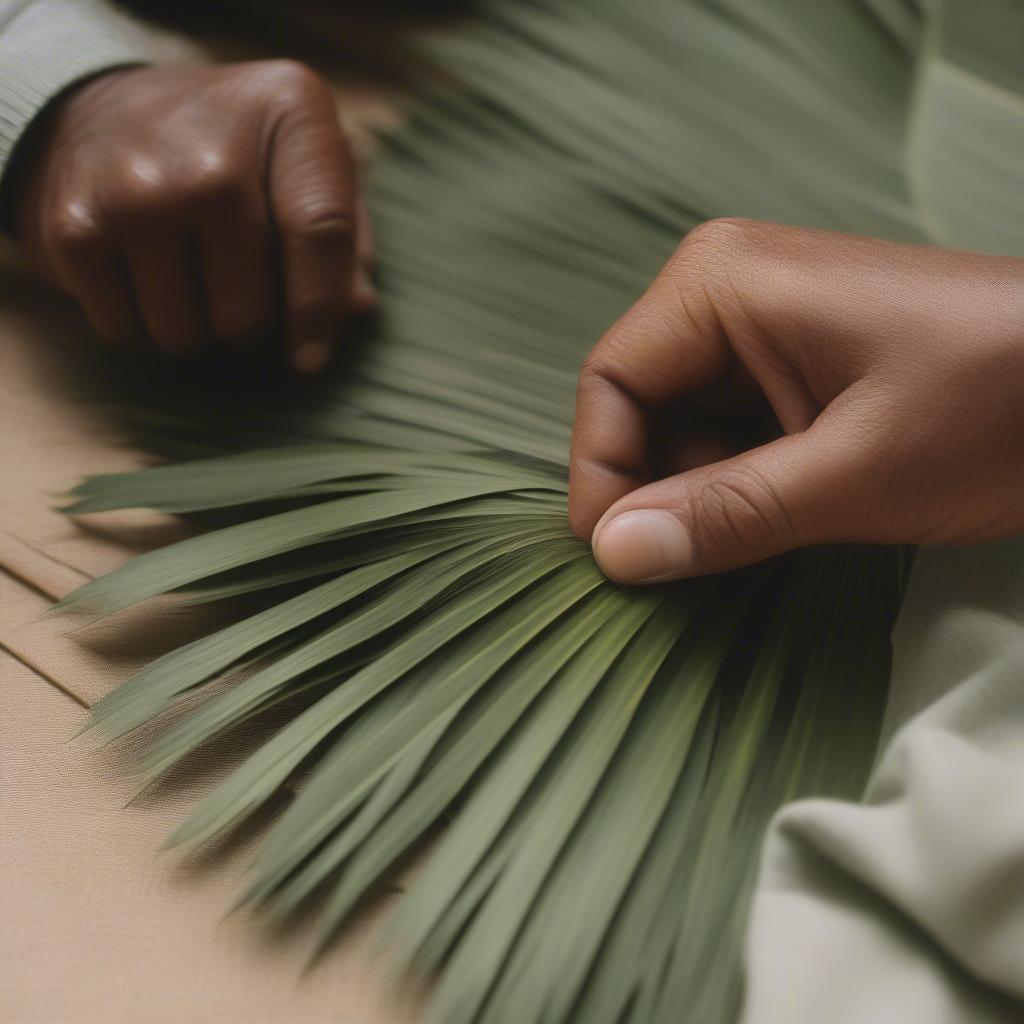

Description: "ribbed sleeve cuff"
0 0 149 177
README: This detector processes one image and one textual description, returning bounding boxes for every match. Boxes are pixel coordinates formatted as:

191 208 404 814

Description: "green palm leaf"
60 0 1020 1020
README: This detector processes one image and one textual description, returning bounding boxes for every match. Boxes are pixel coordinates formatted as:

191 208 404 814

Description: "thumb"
591 426 868 583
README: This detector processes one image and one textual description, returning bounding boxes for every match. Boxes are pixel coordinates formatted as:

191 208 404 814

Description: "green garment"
743 541 1024 1021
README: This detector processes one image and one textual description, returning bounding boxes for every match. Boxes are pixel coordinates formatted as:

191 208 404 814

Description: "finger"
44 200 142 344
268 99 357 374
126 232 207 355
569 255 732 539
196 185 275 347
590 414 872 584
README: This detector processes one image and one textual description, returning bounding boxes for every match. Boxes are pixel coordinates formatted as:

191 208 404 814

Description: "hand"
569 219 1024 583
10 61 376 374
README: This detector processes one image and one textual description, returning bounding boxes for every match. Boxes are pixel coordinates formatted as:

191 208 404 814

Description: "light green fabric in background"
743 542 1024 1022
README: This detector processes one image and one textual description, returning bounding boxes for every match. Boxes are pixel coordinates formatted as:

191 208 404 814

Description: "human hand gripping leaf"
9 62 375 374
570 219 1024 583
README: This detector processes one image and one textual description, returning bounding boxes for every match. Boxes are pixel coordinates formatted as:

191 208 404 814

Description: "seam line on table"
0 635 90 709
0 526 91 601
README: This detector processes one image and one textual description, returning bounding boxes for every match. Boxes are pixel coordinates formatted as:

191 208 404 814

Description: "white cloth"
742 541 1024 1022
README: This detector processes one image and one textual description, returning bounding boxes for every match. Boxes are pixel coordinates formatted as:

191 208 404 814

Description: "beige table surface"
0 247 424 1024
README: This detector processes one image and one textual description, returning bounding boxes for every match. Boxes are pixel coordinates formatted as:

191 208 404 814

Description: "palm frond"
60 1 1021 1021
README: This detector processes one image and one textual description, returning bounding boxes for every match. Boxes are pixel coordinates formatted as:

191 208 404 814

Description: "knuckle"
578 356 607 390
693 464 795 554
680 217 762 257
46 200 105 259
181 151 241 208
577 357 616 409
578 351 630 394
255 59 328 104
669 217 778 323
110 157 174 222
673 217 772 283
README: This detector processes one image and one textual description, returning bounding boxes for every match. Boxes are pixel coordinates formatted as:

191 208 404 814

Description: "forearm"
0 0 148 180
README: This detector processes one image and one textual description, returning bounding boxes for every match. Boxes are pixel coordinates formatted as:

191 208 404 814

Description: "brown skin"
12 61 376 374
13 78 1023 568
570 218 1024 584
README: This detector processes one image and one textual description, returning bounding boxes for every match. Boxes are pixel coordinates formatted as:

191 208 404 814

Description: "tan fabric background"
0 258 422 1023
0 254 426 1023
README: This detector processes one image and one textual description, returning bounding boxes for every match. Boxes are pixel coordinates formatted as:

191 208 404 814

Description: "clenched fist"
10 61 376 373
570 219 1024 583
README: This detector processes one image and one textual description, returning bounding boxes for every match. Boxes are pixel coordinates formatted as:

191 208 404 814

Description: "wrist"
1 65 146 239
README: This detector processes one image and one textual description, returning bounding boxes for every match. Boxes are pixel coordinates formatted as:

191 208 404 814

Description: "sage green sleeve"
0 0 148 180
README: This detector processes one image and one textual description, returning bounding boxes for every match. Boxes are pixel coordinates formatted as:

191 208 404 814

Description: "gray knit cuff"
0 0 149 179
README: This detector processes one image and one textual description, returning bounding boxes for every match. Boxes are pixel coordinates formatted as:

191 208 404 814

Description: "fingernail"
592 509 693 584
293 340 331 375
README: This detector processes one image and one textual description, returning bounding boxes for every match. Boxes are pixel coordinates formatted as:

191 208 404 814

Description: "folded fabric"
743 540 1024 1023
